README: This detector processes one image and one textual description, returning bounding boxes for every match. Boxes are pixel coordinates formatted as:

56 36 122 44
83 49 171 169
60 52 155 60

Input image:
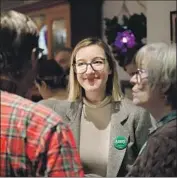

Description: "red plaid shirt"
0 91 84 177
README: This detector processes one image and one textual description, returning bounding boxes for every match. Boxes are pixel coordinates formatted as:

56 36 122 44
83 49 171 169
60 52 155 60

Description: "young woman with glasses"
39 37 153 177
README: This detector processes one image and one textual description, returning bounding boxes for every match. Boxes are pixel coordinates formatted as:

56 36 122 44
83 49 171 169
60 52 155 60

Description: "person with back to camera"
0 10 84 177
39 37 153 177
127 42 177 177
35 59 68 100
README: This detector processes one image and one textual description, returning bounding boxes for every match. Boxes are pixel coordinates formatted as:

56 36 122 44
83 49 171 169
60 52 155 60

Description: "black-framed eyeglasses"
73 57 106 74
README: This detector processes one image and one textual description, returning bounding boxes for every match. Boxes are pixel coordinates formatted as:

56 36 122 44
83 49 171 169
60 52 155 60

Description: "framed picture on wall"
170 11 177 43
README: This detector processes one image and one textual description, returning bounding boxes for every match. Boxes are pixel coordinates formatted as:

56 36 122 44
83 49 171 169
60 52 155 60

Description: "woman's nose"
85 64 94 74
130 74 137 85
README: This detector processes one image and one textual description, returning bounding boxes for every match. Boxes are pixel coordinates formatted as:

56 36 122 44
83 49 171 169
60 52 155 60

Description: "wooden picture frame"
120 80 133 100
14 0 71 59
170 11 177 43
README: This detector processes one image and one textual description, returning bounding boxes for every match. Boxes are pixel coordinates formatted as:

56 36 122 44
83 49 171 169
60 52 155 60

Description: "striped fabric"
0 91 84 177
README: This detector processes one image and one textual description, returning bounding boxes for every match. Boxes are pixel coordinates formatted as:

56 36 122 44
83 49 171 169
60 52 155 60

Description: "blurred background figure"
35 59 68 100
54 47 72 73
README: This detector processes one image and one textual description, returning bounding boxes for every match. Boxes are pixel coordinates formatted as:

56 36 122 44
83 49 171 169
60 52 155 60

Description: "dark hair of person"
35 59 67 89
0 78 17 94
54 47 72 56
0 10 38 78
0 10 39 96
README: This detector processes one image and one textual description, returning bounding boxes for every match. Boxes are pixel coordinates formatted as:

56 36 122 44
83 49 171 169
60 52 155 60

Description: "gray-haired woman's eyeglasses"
135 69 148 83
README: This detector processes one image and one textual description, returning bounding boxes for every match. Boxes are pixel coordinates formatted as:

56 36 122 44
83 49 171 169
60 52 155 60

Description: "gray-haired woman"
39 37 153 177
127 42 177 177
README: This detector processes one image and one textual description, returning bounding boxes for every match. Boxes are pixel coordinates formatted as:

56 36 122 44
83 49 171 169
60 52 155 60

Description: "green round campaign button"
114 136 127 150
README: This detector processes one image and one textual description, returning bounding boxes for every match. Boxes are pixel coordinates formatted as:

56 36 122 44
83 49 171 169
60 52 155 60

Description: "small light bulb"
122 37 128 43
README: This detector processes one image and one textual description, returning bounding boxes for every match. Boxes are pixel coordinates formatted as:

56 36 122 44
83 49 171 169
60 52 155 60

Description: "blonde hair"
135 42 177 108
68 37 123 102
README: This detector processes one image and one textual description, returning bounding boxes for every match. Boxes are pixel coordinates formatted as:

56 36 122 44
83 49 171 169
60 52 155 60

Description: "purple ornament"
114 30 136 53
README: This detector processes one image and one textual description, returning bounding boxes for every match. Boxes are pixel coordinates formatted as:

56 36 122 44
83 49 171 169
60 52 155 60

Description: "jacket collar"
66 99 129 124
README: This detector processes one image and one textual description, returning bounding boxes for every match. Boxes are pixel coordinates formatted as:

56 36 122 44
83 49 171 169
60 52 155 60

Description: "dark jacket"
127 118 177 177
